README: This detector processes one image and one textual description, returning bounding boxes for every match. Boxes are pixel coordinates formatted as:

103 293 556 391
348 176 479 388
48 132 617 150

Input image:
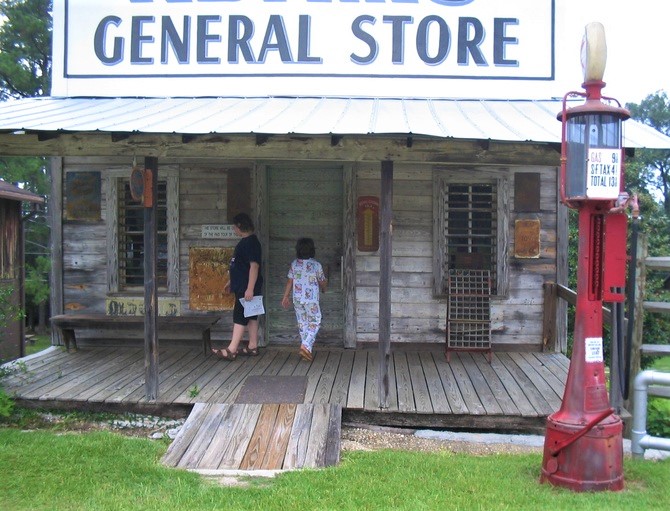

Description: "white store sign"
51 0 555 97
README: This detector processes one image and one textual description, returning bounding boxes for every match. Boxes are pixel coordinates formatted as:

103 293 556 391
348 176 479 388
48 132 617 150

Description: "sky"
412 0 670 105
526 0 669 105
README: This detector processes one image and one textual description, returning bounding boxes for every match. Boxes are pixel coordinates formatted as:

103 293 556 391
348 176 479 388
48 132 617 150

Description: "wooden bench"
50 314 220 355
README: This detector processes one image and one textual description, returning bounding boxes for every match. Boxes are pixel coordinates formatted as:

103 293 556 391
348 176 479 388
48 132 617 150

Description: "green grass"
0 428 668 511
651 356 670 372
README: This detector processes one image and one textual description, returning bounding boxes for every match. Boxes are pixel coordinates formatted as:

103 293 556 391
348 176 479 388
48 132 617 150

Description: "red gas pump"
540 22 630 492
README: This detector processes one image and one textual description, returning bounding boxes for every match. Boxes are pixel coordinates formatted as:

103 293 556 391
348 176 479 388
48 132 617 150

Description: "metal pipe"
631 370 670 458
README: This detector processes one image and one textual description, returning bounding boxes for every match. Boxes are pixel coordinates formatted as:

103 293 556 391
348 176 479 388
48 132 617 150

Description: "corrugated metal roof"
0 96 669 149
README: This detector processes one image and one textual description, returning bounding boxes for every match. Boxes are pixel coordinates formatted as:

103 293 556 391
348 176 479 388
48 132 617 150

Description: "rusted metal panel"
514 172 541 212
514 219 541 259
189 247 235 311
64 171 101 221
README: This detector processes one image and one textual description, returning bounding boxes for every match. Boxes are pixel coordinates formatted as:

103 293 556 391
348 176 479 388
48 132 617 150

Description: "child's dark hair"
232 213 254 233
296 238 315 259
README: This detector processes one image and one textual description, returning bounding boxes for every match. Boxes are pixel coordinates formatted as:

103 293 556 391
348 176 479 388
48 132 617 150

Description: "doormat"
235 375 308 404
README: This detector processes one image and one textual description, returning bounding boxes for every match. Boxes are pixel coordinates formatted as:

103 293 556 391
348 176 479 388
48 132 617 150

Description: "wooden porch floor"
3 345 569 432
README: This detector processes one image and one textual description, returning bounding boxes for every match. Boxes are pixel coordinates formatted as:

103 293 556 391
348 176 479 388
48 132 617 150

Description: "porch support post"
144 157 159 401
49 157 64 347
378 160 393 409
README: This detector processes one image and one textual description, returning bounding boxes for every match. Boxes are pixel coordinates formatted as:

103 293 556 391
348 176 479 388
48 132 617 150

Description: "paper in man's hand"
239 296 265 317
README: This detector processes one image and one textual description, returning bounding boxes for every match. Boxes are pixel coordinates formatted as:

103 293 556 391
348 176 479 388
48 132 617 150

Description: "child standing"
281 238 328 361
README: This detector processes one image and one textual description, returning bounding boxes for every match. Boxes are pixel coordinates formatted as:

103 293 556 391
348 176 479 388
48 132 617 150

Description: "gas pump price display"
586 148 621 200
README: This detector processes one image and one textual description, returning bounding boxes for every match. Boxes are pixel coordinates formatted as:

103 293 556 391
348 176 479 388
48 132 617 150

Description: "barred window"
117 180 168 289
434 171 508 297
444 183 497 291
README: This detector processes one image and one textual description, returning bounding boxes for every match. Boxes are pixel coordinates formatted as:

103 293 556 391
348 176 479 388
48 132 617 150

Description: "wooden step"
162 402 341 474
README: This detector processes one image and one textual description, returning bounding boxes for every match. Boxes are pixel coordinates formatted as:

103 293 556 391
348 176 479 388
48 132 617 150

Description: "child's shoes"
299 345 313 362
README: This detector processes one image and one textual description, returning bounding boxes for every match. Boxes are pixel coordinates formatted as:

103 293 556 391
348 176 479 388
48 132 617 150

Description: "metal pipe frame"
631 370 670 459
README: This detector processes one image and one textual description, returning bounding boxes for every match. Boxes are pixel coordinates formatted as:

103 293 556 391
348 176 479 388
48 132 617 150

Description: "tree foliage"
626 91 670 216
0 0 52 100
0 1 52 333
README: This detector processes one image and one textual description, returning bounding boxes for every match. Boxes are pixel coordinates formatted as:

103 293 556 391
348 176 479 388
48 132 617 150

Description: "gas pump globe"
561 88 629 204
540 22 631 492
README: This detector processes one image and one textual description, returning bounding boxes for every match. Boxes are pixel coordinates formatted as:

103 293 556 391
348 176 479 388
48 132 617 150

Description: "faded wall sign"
189 247 235 310
106 297 181 316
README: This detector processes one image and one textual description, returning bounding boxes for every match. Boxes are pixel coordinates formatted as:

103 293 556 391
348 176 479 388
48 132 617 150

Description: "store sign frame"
52 0 555 97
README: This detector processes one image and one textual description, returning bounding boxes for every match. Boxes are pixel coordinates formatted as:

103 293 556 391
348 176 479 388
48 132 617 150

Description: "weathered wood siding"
0 199 22 360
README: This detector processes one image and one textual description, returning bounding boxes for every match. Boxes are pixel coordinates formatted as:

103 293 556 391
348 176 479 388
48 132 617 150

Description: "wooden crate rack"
446 269 492 362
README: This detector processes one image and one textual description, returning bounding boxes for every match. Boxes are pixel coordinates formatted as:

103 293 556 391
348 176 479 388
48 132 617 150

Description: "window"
106 169 179 294
434 171 508 297
117 181 168 288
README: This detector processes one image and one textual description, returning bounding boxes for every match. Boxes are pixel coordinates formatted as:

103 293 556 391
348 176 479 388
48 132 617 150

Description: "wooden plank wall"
356 165 441 343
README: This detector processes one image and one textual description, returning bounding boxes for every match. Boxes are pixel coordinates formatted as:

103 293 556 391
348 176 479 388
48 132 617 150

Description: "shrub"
647 397 670 437
0 388 14 419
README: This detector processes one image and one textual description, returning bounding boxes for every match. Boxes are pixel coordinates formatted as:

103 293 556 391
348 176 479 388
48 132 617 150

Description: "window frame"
433 169 509 298
106 167 179 295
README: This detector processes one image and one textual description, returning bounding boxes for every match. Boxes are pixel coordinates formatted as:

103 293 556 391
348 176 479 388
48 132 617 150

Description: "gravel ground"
340 424 544 456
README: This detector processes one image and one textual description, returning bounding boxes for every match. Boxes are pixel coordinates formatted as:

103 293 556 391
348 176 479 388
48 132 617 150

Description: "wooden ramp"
162 402 342 473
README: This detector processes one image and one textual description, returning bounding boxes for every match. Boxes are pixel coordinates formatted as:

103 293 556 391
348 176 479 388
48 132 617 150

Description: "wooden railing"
542 282 616 352
630 243 670 401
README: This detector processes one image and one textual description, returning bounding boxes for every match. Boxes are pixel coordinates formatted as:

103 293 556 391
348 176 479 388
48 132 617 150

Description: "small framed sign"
357 196 380 252
201 224 237 239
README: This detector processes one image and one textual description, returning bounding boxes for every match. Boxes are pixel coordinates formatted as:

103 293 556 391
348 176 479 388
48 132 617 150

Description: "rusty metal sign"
189 247 235 311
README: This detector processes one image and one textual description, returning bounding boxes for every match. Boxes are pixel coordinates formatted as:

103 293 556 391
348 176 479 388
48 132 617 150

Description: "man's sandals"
212 348 237 361
212 346 259 361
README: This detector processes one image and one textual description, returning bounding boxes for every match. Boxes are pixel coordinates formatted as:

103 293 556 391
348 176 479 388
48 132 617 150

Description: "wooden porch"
3 345 568 432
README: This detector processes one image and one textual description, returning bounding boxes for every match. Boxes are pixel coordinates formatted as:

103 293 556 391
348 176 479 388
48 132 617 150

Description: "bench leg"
61 328 78 352
202 329 212 356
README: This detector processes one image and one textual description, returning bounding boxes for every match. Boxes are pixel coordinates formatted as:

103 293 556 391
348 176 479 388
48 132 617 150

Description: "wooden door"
266 166 344 345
